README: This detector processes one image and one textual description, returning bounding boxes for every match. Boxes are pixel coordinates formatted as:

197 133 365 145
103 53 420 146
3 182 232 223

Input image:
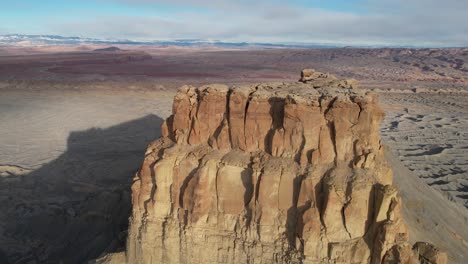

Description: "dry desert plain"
0 45 467 263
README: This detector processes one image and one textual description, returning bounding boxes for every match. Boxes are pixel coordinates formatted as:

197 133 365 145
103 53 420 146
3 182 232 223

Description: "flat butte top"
179 69 376 107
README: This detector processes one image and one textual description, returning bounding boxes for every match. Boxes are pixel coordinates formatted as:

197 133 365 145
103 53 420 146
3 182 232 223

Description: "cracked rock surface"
116 71 444 263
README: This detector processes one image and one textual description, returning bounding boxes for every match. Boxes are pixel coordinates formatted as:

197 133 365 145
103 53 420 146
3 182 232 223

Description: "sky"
1 0 467 47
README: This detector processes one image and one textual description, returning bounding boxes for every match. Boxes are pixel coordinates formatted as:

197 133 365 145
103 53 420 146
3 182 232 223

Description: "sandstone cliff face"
123 71 437 263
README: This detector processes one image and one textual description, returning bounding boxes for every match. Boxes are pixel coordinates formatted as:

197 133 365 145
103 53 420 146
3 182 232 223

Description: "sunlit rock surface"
116 70 444 263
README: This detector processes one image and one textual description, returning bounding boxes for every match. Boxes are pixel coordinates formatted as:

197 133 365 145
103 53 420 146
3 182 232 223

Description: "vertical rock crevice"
119 70 445 264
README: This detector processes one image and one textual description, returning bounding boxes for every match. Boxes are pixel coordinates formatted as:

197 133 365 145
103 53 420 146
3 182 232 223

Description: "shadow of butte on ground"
0 114 163 264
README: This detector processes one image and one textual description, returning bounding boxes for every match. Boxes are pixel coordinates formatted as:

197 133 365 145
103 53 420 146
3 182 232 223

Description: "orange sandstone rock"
119 71 444 264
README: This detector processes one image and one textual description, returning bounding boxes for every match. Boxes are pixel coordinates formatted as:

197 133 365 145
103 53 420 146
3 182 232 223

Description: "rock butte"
106 70 446 263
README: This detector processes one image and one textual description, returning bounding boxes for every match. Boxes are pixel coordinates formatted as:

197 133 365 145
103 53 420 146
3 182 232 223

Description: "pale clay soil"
380 93 468 208
0 46 467 262
0 89 467 262
0 90 172 262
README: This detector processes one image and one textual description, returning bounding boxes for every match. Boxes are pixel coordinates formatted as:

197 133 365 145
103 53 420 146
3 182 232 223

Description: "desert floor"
0 46 466 263
380 92 468 208
0 90 173 263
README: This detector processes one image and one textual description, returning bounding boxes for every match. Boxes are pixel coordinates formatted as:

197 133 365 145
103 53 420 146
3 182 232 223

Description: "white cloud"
51 0 468 46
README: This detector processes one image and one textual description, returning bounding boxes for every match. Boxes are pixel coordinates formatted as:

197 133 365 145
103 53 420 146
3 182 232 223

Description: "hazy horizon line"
1 33 467 49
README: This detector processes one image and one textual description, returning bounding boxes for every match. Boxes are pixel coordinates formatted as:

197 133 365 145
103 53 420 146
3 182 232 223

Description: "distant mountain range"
0 34 343 49
1 34 447 49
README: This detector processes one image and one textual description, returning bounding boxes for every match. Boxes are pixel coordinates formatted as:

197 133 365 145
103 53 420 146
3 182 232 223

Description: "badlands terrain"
0 45 467 263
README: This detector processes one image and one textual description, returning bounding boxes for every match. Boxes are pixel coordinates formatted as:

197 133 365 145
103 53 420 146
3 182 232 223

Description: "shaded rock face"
124 72 429 263
412 242 448 264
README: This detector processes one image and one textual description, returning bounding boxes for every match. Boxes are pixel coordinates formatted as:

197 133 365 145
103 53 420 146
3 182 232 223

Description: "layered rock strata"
124 71 439 263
